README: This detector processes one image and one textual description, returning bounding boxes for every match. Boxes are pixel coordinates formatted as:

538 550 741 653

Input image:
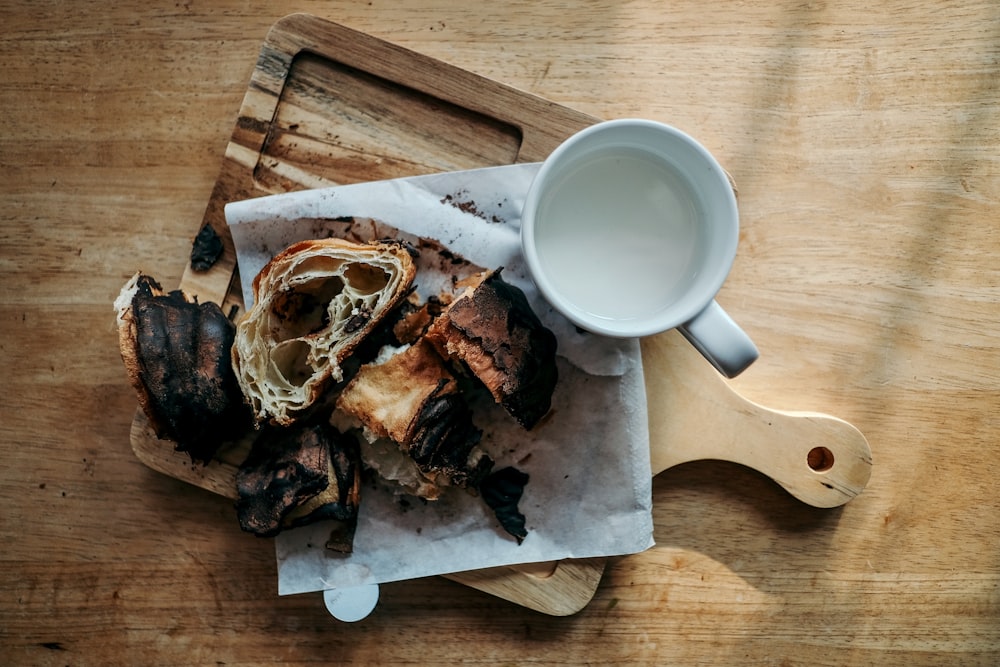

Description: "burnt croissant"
114 273 250 463
425 269 558 430
235 421 361 539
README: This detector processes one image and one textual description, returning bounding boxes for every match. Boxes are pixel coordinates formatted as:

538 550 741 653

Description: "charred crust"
133 273 164 297
431 270 558 430
190 223 224 272
130 279 250 463
324 518 358 554
391 292 448 345
282 427 362 529
480 466 530 543
235 422 335 537
375 236 420 260
344 298 413 365
407 382 492 489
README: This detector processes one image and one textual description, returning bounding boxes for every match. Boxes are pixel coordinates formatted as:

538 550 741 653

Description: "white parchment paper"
224 164 654 596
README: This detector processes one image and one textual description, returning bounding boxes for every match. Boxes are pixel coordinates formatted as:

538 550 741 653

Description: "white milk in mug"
521 119 758 378
532 148 707 322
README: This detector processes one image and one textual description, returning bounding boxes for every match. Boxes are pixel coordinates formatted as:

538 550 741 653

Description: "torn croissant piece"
283 426 362 535
391 292 449 346
335 338 493 492
424 268 558 430
114 272 250 464
235 421 361 540
232 238 416 426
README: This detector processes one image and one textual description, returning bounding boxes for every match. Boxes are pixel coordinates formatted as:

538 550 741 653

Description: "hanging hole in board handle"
807 446 836 473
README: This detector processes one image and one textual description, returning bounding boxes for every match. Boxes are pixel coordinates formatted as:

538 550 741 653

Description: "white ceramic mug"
520 118 759 378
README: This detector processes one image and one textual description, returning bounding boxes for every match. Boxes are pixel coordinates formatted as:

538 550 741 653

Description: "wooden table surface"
3 1 998 665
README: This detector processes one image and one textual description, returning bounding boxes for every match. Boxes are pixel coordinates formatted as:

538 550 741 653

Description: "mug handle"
678 299 759 378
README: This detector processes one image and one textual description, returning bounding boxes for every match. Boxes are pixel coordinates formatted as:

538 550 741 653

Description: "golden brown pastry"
335 338 492 491
114 272 250 463
232 238 416 426
424 269 558 430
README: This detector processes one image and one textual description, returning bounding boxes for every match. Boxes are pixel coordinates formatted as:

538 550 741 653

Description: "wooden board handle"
643 330 872 508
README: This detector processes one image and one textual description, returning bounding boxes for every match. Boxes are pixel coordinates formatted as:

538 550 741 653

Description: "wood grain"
2 1 999 665
129 14 870 615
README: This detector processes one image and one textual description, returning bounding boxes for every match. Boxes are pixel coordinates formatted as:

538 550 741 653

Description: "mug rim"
520 118 740 338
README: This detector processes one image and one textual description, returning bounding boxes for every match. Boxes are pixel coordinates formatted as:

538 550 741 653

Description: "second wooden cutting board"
131 13 871 616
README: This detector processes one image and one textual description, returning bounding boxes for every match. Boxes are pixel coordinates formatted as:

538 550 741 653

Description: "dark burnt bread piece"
235 422 332 538
425 269 558 430
283 426 362 532
189 223 224 272
407 381 492 490
480 466 530 544
115 273 250 464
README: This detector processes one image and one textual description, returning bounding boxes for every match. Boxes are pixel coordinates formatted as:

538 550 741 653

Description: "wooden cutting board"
130 13 872 616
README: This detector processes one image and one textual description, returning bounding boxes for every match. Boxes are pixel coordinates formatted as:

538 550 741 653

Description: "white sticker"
323 584 379 622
